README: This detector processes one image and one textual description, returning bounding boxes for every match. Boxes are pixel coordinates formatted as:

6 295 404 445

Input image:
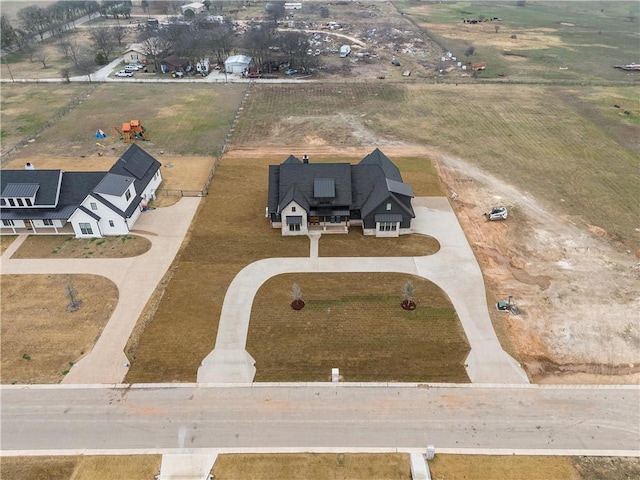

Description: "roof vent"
302 154 309 164
25 162 35 170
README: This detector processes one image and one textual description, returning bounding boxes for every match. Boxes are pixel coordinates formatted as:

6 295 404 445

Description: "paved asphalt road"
2 384 638 455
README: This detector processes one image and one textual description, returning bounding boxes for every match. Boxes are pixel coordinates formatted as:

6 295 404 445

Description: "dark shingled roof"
0 145 161 223
112 144 157 180
268 149 414 221
279 163 352 208
94 173 134 197
1 171 104 221
358 148 402 181
0 170 63 206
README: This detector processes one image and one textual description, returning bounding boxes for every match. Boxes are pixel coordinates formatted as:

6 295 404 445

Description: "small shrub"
22 353 31 361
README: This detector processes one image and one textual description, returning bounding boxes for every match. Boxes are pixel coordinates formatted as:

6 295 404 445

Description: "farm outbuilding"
224 55 253 74
181 2 206 15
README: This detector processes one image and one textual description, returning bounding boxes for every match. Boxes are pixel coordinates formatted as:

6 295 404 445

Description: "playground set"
110 120 149 143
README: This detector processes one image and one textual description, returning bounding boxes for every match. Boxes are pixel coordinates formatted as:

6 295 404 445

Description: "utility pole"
2 54 15 82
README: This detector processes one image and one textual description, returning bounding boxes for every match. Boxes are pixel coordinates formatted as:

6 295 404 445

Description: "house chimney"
302 154 309 164
25 162 35 170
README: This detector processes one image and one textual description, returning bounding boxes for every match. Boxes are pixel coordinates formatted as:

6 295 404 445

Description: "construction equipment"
497 296 520 315
111 120 148 143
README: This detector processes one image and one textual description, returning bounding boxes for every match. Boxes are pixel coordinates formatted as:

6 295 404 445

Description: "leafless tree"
65 279 82 312
36 51 49 68
75 53 95 82
58 39 83 65
112 25 127 46
138 33 173 72
89 25 117 61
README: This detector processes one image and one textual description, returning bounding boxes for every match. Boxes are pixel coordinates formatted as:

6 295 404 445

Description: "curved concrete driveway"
0 198 200 383
198 197 529 384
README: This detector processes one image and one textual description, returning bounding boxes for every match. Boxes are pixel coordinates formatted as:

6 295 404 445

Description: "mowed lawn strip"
1 274 118 384
248 273 469 383
212 453 411 480
10 235 151 259
0 455 161 480
125 155 443 383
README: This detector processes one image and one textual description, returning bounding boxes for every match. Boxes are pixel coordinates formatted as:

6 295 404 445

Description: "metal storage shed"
224 55 252 74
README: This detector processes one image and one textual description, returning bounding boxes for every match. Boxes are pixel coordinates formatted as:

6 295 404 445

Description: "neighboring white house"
224 55 253 74
1 144 162 238
181 2 206 15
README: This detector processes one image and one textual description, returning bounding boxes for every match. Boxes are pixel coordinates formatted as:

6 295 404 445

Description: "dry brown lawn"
212 453 411 480
125 154 444 383
10 234 150 259
0 235 17 254
249 273 469 383
0 455 161 480
429 455 574 480
1 274 118 384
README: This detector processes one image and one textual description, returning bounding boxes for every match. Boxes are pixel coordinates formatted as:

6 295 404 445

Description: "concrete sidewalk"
0 197 201 384
198 197 529 384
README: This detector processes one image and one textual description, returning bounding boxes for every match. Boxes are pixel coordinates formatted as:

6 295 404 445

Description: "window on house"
79 223 93 235
3 219 15 226
379 222 397 232
0 199 5 206
132 54 138 60
90 202 98 210
289 223 301 231
109 220 115 227
386 203 392 211
17 198 24 206
291 206 296 212
25 199 32 206
43 219 53 226
8 199 15 206
125 190 131 201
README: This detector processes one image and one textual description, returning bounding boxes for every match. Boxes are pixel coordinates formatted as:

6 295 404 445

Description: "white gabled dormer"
281 200 308 236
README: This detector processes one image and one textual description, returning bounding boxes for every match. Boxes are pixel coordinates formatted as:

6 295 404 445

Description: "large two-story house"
0 144 162 238
267 148 414 237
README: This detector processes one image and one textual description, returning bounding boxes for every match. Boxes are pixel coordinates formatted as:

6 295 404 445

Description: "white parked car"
486 206 508 221
115 70 134 77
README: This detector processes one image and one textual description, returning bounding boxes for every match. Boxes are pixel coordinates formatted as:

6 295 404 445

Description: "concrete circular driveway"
198 197 529 384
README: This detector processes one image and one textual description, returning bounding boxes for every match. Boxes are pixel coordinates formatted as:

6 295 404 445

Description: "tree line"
1 0 327 78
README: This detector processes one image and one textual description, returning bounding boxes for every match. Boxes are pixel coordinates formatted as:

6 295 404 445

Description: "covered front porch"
1 220 75 235
308 214 349 234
